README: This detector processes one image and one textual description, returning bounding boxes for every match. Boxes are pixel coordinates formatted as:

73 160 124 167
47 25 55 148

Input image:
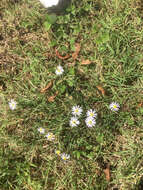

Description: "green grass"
0 0 143 189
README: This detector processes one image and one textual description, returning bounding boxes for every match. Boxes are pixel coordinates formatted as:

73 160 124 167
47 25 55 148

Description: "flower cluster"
69 105 82 127
8 97 120 163
69 106 97 128
69 102 120 128
37 127 70 161
38 127 55 141
85 109 97 128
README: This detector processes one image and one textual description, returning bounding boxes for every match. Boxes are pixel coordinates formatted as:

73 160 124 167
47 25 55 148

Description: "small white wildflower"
55 65 64 75
38 127 45 134
85 117 96 128
61 153 70 161
69 117 80 127
55 150 61 156
86 109 97 118
109 102 120 111
9 99 17 110
72 105 83 117
45 133 55 141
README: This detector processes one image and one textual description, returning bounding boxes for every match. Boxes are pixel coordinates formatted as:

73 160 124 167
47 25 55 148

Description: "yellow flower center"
75 109 79 113
63 156 66 160
49 134 52 139
90 113 94 117
57 68 61 72
56 150 61 155
11 102 16 108
113 105 117 108
47 133 54 140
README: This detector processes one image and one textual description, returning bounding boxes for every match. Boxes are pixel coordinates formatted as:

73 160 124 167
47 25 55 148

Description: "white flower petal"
85 117 96 128
55 65 64 75
72 105 83 117
109 102 120 111
9 99 17 110
87 109 97 118
38 127 45 134
45 133 55 141
61 153 70 161
70 117 80 127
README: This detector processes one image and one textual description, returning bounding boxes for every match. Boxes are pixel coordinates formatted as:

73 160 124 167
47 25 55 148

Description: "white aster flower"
61 153 70 161
86 109 97 118
9 99 17 110
55 65 64 75
85 117 96 128
69 117 80 127
55 150 61 156
109 102 120 111
38 127 45 134
45 132 55 141
72 105 83 117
